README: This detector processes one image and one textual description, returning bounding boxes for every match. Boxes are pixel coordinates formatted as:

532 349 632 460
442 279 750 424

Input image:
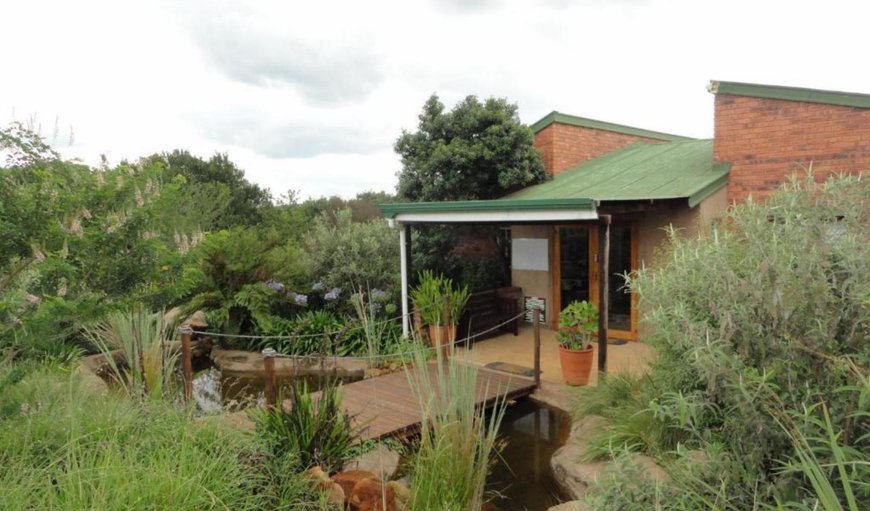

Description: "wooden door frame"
553 223 638 340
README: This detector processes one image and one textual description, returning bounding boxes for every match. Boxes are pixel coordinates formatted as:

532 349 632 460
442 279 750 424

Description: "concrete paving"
456 325 654 388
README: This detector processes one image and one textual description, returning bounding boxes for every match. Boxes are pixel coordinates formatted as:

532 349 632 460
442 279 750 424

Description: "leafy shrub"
581 173 869 508
252 380 360 473
303 209 399 310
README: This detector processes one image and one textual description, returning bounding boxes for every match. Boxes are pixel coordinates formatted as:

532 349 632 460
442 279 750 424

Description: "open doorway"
554 224 637 340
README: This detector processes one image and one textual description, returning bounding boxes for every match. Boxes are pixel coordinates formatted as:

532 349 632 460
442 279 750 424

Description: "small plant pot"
558 344 594 386
427 324 457 358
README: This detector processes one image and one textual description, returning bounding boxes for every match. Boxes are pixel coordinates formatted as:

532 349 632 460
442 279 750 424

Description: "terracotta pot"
427 324 457 358
558 344 594 386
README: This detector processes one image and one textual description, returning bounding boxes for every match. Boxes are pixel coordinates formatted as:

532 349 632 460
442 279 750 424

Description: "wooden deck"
312 363 537 441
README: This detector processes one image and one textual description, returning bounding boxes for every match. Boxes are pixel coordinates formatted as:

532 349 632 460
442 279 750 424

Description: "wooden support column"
179 326 193 403
597 215 611 377
533 307 542 388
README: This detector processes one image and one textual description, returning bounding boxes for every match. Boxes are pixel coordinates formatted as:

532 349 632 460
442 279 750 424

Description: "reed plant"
403 338 507 510
252 379 361 473
84 307 179 398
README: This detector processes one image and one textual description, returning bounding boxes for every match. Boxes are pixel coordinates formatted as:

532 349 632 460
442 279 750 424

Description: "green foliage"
573 374 686 459
252 380 361 474
580 173 870 509
0 363 323 509
183 228 305 336
303 208 399 301
0 124 215 359
395 94 546 201
404 339 507 510
410 270 469 326
150 149 273 230
556 300 598 350
83 308 178 398
396 94 543 293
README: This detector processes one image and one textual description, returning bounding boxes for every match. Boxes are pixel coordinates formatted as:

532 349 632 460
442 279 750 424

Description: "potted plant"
557 300 598 385
410 271 469 356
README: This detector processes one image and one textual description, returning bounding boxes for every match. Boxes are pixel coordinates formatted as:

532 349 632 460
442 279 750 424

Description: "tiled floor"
455 325 654 386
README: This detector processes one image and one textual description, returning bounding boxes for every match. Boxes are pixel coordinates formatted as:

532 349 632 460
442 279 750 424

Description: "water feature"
487 399 571 511
191 359 360 412
192 359 571 510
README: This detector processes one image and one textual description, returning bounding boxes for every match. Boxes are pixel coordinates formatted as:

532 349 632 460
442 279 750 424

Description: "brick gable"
534 123 663 176
713 94 870 203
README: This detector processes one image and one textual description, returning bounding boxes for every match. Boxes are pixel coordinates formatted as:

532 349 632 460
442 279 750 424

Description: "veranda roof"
380 139 729 224
506 139 730 208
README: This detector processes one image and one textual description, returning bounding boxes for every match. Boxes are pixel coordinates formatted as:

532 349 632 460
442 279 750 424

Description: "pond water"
193 362 570 510
191 360 359 413
487 399 571 511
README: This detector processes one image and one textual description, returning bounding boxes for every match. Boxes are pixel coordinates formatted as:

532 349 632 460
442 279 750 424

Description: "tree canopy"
395 94 546 202
147 150 272 230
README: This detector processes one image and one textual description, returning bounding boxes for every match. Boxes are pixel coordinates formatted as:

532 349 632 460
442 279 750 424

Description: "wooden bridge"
177 314 543 441
333 363 538 440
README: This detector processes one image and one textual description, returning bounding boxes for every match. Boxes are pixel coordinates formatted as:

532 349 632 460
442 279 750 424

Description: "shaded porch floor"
456 325 654 387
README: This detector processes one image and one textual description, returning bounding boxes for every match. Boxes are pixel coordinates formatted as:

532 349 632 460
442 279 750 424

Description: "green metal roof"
379 198 596 219
709 80 870 109
530 111 694 141
505 139 730 208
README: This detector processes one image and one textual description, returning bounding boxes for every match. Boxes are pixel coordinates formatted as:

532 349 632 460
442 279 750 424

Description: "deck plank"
330 362 537 441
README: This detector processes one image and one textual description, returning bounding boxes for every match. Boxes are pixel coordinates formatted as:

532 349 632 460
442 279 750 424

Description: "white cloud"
1 0 867 198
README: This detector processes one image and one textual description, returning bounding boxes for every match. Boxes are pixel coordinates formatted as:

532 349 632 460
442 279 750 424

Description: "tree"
148 150 272 230
394 95 546 290
395 94 546 202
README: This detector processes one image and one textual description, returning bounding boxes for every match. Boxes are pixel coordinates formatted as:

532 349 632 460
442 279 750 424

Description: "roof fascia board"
709 80 870 109
389 208 598 225
530 111 694 141
379 198 596 219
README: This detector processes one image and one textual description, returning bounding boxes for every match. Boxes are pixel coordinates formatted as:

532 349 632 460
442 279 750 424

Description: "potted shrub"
410 271 469 356
557 300 598 385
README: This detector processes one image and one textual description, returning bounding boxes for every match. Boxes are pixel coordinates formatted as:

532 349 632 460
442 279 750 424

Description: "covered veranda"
380 197 621 380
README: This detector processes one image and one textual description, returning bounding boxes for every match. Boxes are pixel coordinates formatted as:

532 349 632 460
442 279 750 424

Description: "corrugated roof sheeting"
506 140 729 206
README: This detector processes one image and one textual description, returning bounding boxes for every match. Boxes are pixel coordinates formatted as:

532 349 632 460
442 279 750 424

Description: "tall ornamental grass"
404 340 507 510
0 362 323 510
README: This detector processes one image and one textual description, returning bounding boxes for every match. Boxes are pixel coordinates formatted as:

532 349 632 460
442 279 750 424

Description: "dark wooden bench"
458 287 521 347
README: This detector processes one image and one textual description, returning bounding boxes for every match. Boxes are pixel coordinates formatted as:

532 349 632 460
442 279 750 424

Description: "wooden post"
442 294 451 356
262 348 277 410
533 307 542 388
179 326 194 403
597 215 611 377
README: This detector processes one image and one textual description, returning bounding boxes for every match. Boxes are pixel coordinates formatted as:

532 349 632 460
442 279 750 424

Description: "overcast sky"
2 0 868 199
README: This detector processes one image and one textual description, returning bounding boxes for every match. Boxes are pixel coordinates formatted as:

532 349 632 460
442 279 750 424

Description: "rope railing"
177 306 542 408
263 310 527 361
187 300 445 341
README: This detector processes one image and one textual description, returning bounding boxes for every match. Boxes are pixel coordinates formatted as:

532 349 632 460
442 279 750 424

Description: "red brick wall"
534 123 661 175
714 94 870 203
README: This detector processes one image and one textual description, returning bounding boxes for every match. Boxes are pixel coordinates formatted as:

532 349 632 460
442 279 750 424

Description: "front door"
554 225 637 340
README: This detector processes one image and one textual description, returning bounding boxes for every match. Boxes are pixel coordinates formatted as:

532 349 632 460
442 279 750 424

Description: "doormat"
485 362 536 377
607 339 628 345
